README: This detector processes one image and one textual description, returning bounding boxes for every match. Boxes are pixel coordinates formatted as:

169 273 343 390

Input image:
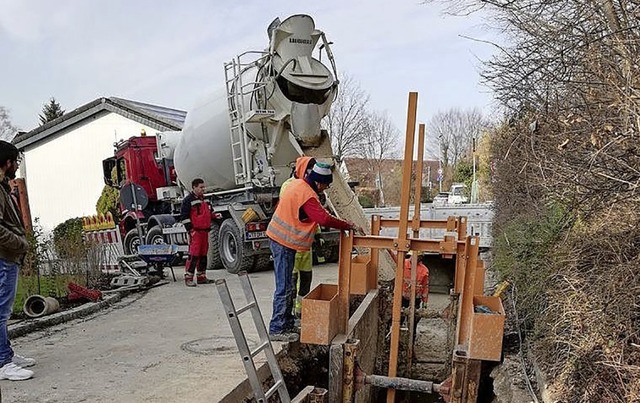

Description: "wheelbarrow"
136 244 182 282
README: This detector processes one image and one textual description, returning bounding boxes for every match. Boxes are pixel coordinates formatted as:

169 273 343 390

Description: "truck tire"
252 254 272 272
145 226 165 245
219 218 253 274
208 222 223 270
123 229 141 255
326 245 340 263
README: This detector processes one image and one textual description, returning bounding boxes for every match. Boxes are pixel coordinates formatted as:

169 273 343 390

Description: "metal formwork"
313 92 504 402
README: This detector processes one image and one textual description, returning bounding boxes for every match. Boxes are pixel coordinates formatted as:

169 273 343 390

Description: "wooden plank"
338 231 354 333
329 342 345 402
457 237 479 347
407 123 426 371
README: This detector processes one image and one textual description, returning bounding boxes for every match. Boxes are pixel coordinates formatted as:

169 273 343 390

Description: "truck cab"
102 135 174 254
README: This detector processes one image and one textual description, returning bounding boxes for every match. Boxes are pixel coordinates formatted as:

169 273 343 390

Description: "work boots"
196 257 212 284
196 272 213 284
184 273 196 287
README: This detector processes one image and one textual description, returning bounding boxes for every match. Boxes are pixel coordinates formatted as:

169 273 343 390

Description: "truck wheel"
145 226 165 245
123 229 141 255
219 219 253 274
326 246 340 263
208 222 223 270
252 254 272 272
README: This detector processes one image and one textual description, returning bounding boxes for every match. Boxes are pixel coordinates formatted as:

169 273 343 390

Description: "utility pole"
472 137 476 182
438 134 443 192
471 136 479 203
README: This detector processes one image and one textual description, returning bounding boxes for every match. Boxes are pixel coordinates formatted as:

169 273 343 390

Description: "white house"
13 97 186 230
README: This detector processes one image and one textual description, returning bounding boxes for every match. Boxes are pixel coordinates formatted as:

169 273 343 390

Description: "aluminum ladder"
223 51 273 186
215 272 290 403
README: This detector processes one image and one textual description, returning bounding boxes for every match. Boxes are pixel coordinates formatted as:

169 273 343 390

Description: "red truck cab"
102 135 174 252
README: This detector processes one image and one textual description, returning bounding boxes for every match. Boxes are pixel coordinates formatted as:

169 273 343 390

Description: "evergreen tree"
39 97 65 125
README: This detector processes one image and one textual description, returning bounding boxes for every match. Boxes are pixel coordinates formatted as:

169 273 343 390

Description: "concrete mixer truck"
102 14 342 273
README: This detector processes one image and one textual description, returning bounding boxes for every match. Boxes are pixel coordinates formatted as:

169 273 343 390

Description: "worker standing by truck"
180 178 212 287
266 162 363 341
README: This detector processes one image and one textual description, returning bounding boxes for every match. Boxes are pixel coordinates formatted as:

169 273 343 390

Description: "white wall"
21 112 160 230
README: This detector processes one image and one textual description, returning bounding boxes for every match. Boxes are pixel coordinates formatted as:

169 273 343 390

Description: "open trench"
224 136 508 402
225 255 508 402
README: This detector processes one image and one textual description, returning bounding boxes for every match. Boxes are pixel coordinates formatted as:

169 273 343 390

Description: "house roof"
13 97 187 149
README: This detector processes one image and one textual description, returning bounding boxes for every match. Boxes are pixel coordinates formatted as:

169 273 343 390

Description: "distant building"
13 97 186 230
342 157 440 207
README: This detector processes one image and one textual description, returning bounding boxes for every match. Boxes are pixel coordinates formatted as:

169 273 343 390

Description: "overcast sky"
0 0 497 140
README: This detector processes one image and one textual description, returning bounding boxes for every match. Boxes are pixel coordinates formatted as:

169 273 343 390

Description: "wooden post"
342 339 359 402
456 236 479 347
370 215 381 276
387 92 418 403
338 230 354 334
450 351 481 403
412 124 426 232
407 123 426 370
454 240 466 295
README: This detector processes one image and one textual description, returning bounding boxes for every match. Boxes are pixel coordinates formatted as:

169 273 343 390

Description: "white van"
448 183 468 204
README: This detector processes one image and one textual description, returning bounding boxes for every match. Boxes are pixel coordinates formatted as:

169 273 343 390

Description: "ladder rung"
250 340 269 357
236 301 256 315
265 380 284 398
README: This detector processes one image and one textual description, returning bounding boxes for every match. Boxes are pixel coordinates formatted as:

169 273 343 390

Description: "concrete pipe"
23 295 60 318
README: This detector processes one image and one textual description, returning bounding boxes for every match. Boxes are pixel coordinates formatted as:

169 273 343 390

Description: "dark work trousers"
185 229 209 275
269 240 296 334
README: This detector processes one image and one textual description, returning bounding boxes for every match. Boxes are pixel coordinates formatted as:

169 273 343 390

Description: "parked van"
448 183 468 204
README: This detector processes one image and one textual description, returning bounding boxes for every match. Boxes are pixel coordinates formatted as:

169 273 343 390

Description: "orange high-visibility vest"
402 258 430 302
267 179 318 251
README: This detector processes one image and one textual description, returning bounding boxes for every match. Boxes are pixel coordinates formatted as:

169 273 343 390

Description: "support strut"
354 363 449 397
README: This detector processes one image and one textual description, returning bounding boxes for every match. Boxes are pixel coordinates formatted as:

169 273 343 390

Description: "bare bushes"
536 207 640 402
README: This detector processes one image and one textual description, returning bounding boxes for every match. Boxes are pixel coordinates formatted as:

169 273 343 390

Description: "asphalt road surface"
2 263 339 403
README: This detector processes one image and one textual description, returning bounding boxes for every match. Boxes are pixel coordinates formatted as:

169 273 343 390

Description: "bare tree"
325 74 370 163
361 111 401 206
0 107 18 142
426 107 486 168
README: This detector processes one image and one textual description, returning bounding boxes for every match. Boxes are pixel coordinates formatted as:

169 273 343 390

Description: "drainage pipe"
364 374 442 394
23 295 60 318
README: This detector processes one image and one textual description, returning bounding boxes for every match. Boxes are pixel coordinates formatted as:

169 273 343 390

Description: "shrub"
53 217 85 259
358 194 375 208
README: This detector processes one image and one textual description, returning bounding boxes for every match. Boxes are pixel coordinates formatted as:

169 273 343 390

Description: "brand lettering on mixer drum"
289 38 312 44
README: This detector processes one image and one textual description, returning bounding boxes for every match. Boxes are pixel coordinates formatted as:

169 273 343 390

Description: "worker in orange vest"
402 251 430 339
266 161 363 342
280 156 318 320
